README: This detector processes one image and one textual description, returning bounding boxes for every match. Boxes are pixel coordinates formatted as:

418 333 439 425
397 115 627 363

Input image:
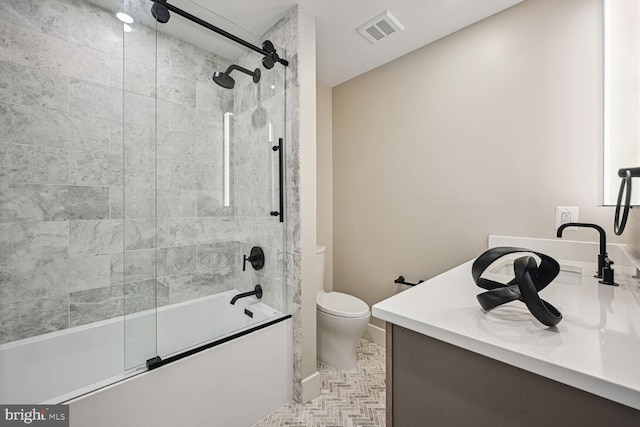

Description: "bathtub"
0 290 289 405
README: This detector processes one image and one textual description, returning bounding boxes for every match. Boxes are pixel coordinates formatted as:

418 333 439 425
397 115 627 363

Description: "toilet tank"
316 245 326 293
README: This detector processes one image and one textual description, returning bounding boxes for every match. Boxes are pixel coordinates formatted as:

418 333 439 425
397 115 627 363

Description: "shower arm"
226 64 256 78
150 0 288 67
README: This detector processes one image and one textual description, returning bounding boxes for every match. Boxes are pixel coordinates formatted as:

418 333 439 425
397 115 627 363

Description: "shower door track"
145 314 292 370
150 0 289 67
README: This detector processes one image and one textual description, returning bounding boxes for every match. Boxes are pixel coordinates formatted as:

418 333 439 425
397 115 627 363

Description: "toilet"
316 245 370 370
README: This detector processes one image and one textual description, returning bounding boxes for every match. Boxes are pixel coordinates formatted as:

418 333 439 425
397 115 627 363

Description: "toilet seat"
317 292 370 318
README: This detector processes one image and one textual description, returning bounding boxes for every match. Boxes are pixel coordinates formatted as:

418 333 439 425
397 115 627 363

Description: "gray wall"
233 45 288 312
0 0 275 345
254 5 318 403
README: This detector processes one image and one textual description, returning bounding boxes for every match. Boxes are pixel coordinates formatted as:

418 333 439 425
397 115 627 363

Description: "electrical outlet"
555 206 579 230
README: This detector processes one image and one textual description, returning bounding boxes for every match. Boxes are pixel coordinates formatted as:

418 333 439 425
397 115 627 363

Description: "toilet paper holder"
394 276 425 286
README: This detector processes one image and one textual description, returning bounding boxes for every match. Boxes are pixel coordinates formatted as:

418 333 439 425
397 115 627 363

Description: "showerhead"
212 64 261 89
151 1 170 23
213 71 235 89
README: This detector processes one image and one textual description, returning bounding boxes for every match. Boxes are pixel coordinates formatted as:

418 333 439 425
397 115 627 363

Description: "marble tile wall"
0 0 244 346
224 6 301 402
232 46 288 314
153 16 239 315
0 0 128 345
260 6 303 403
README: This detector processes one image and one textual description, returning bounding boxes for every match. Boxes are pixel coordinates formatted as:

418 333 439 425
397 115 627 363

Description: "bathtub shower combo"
0 0 291 405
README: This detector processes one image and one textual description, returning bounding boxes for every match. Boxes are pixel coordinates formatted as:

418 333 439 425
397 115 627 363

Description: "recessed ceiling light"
116 12 134 24
123 24 132 33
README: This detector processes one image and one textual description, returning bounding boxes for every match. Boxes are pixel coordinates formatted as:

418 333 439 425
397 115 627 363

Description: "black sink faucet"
230 284 263 305
556 222 617 286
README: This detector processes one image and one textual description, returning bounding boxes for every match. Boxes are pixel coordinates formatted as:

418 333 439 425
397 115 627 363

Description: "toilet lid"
317 292 370 318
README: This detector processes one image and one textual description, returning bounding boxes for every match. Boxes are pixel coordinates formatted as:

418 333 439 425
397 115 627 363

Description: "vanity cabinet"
385 323 640 427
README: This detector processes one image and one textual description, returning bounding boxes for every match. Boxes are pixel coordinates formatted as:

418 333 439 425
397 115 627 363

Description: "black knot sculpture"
472 247 563 327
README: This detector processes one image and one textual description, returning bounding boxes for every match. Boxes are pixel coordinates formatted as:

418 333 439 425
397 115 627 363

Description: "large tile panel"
69 79 123 122
195 133 224 166
109 187 156 219
0 295 69 344
110 248 157 284
123 121 157 155
122 22 157 68
11 0 69 40
0 61 68 112
157 130 195 162
170 160 199 190
124 153 155 189
68 254 111 292
0 143 68 185
196 241 235 272
158 245 196 277
0 184 109 222
195 80 230 114
157 72 196 107
124 92 155 125
69 150 123 187
70 219 124 255
160 266 234 305
196 190 226 217
124 59 157 98
0 20 9 49
0 258 68 303
12 221 68 262
0 102 110 152
157 189 197 218
68 2 123 56
0 3 9 26
169 42 221 83
69 285 124 327
124 219 156 251
8 24 112 86
0 223 12 265
125 279 165 314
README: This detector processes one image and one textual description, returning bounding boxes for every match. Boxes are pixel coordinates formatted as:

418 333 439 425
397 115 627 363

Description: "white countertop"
372 237 640 410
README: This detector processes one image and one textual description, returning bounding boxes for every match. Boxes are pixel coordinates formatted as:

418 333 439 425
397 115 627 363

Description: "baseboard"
301 371 320 404
362 323 386 347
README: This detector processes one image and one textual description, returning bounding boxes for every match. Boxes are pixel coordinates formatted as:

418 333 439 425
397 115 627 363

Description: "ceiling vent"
356 10 405 44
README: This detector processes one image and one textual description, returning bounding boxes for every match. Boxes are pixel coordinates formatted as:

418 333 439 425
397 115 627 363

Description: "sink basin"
483 253 582 286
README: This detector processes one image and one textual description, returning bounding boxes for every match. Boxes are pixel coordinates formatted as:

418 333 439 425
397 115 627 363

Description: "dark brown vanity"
385 323 640 427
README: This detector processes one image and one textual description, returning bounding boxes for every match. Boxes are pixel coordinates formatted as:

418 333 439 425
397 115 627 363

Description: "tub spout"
230 284 263 305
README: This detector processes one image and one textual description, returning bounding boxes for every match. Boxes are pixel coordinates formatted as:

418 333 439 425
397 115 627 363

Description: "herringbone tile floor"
254 339 386 427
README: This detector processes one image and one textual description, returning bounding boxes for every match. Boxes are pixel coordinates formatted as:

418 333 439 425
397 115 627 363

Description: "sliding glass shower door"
121 0 160 371
0 0 159 403
0 0 288 403
149 0 288 363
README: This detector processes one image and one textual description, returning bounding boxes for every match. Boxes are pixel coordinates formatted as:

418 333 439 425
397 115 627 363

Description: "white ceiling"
90 0 525 87
193 0 526 87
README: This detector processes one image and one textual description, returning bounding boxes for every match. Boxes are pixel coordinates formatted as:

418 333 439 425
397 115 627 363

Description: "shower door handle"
270 138 284 223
